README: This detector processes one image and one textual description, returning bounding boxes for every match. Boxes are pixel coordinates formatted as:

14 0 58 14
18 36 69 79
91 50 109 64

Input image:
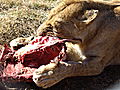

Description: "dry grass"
0 0 59 44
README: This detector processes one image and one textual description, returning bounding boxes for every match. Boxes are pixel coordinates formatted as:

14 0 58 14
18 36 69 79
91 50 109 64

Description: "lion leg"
66 58 105 77
32 56 105 88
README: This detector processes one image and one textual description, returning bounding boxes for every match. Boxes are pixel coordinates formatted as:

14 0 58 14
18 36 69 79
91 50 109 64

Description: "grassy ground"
0 0 59 44
0 0 120 90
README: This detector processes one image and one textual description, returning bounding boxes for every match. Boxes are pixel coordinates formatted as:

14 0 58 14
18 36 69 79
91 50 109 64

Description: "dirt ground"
0 65 120 90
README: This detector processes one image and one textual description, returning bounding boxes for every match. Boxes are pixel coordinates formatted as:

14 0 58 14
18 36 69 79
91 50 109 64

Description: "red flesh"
0 36 67 81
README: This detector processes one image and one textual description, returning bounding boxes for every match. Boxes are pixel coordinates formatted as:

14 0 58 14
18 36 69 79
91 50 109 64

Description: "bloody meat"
0 36 67 81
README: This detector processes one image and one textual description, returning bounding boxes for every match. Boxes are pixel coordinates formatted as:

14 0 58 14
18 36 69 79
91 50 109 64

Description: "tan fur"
14 0 120 88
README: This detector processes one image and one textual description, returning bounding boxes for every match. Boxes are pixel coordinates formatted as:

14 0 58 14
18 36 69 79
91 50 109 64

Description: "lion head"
37 0 119 44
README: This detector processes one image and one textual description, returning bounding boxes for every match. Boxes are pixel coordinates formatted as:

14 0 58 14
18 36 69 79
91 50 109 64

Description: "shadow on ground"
0 65 120 90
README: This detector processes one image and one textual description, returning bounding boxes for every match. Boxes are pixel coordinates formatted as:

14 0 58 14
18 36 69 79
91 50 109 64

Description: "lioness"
30 0 120 88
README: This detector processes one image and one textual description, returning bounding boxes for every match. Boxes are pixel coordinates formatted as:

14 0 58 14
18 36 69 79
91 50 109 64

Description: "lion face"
37 2 98 39
37 0 119 42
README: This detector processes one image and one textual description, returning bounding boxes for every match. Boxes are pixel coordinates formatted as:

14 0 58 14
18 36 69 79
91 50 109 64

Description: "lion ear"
79 9 99 24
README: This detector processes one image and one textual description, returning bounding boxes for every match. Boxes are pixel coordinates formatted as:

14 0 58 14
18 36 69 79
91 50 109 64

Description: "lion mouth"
0 36 67 81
